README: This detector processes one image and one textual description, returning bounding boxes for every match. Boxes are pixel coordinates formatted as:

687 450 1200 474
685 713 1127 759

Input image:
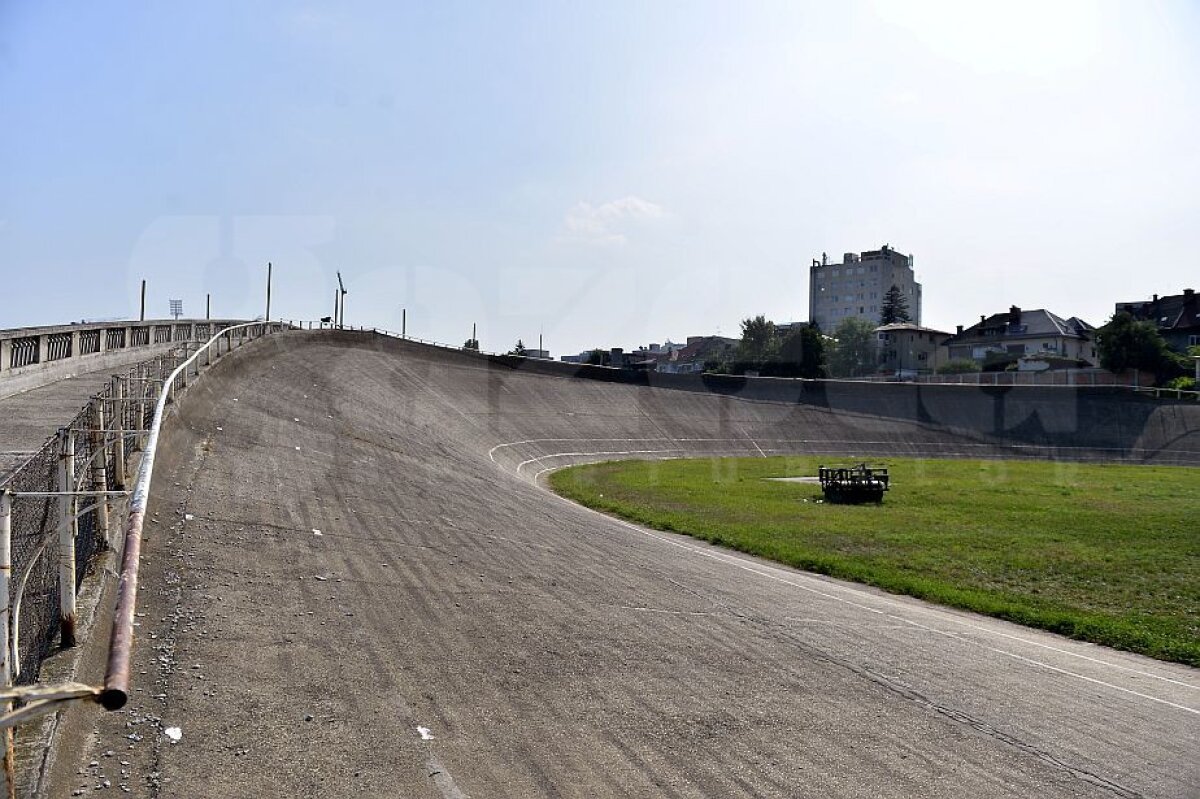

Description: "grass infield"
548 456 1200 666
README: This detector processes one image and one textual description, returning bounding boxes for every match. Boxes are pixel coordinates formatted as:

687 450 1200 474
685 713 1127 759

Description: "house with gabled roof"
943 306 1097 368
1115 288 1200 353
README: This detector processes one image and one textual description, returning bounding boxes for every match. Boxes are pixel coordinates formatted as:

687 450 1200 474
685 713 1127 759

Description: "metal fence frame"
0 320 289 797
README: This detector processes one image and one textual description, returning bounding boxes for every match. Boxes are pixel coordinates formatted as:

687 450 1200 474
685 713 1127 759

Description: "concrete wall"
366 332 1199 465
0 319 245 400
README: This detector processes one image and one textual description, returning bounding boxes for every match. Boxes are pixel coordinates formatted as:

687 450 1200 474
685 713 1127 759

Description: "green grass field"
549 456 1200 666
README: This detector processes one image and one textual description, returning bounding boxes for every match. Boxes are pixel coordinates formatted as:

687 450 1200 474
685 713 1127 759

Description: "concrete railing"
0 319 246 400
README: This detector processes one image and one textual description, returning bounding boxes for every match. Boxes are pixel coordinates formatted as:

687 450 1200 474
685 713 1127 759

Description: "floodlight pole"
139 280 146 322
265 261 272 321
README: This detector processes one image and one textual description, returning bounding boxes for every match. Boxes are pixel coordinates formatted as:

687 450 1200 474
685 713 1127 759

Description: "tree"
880 285 912 325
826 318 878 378
775 324 826 378
1095 312 1180 378
585 349 608 366
508 339 527 356
738 315 777 363
462 338 479 351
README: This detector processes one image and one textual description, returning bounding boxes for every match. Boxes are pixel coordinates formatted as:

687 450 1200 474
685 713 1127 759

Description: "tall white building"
808 245 922 332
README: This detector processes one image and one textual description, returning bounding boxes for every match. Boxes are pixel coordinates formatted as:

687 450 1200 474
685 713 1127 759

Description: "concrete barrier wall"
0 319 245 400
367 333 1199 465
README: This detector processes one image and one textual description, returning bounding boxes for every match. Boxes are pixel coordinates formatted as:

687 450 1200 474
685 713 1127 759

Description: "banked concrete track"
49 331 1198 798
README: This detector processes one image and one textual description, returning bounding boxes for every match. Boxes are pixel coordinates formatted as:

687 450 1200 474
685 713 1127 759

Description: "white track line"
517 449 688 475
487 436 1196 463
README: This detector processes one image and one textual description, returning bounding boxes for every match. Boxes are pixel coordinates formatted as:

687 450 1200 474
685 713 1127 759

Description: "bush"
1163 376 1196 392
937 358 981 375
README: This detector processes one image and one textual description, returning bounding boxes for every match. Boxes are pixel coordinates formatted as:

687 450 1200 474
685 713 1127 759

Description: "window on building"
1189 335 1200 346
859 307 865 314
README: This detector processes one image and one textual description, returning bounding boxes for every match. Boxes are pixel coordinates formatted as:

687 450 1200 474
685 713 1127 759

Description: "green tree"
585 349 607 366
508 339 527 356
1095 312 1180 378
826 318 878 378
738 315 777 363
880 285 912 325
775 325 826 378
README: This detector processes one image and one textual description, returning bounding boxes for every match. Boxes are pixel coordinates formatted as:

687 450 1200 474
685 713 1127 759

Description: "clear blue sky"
2 1 1198 355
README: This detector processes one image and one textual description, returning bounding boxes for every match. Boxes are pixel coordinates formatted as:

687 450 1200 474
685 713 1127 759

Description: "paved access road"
49 332 1198 798
0 365 131 479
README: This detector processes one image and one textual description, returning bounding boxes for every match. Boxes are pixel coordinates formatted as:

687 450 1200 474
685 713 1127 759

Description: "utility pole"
139 280 146 321
206 293 211 320
402 308 406 338
265 261 272 321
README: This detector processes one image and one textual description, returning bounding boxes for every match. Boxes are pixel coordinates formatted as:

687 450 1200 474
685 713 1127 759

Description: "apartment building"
808 244 922 332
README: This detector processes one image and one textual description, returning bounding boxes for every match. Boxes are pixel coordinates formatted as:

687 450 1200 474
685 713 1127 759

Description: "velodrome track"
49 331 1199 798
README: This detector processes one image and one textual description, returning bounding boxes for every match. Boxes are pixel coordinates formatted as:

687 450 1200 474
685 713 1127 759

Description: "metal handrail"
100 320 283 709
0 322 285 724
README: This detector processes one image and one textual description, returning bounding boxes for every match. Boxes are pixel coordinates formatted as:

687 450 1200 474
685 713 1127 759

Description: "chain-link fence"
0 327 243 684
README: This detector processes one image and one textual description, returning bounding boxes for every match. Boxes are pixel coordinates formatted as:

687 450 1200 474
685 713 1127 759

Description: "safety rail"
0 319 290 797
1132 386 1200 401
0 319 245 387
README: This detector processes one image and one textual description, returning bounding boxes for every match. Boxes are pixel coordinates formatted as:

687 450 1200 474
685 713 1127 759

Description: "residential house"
875 323 951 376
658 336 738 374
943 307 1097 369
1115 288 1200 353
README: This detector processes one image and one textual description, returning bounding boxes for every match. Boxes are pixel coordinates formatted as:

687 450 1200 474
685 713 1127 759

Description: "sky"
2 1 1198 356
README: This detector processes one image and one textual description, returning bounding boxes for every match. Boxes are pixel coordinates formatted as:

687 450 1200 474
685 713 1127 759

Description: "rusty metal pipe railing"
0 321 291 728
100 320 284 710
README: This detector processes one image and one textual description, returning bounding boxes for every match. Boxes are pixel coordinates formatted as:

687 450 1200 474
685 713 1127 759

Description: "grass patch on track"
548 456 1200 666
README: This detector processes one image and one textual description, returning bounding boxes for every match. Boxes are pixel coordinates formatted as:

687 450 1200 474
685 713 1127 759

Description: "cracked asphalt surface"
44 331 1199 798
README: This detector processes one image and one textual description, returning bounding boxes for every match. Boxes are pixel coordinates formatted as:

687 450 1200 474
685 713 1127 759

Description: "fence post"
90 398 111 550
58 428 77 647
112 376 126 490
180 343 189 388
1 488 14 799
